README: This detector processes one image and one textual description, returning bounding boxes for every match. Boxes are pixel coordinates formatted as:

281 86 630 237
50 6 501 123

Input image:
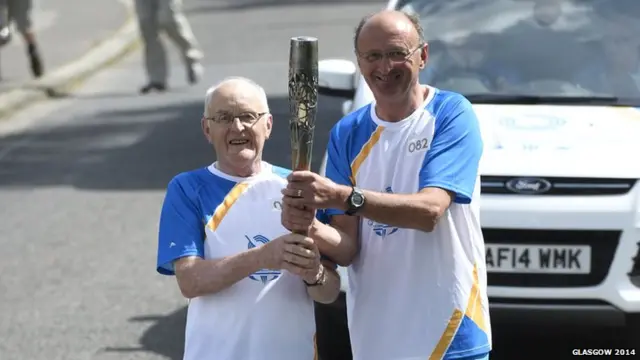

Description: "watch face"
352 193 364 206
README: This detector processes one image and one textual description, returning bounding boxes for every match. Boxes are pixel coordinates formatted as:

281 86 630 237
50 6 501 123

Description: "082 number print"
407 138 428 153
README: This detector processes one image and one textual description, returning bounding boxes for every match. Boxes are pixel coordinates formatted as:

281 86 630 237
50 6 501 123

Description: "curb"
0 3 140 120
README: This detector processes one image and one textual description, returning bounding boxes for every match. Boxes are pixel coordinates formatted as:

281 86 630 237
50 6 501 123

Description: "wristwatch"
304 265 326 287
345 187 365 216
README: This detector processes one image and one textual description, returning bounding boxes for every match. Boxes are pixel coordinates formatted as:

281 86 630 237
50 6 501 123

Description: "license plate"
485 244 591 274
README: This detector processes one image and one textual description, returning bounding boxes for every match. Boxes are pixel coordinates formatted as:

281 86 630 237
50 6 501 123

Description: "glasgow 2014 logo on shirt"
367 187 399 237
246 235 281 284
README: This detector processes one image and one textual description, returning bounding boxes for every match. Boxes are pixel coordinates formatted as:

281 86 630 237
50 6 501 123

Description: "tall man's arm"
284 95 483 234
337 187 454 233
307 214 359 267
341 96 481 232
340 96 482 232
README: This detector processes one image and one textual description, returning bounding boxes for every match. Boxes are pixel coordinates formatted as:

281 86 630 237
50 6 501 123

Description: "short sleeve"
419 96 483 204
323 125 353 216
315 208 330 224
157 177 205 275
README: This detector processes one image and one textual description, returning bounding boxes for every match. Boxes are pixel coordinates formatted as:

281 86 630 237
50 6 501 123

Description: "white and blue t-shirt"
157 162 318 360
325 86 491 360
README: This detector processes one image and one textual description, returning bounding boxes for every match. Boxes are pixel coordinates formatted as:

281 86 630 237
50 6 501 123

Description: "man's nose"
229 117 245 132
378 58 394 74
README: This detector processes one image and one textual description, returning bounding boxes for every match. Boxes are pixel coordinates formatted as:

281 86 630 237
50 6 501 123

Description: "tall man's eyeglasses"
205 112 268 126
356 44 424 64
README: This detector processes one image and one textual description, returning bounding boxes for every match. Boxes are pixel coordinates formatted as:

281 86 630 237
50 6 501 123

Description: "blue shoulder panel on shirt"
156 168 236 275
272 165 292 179
324 104 377 216
419 90 483 204
315 209 330 224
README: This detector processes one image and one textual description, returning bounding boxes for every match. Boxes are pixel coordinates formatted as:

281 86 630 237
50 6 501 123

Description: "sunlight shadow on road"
0 94 344 191
100 307 187 360
58 86 195 101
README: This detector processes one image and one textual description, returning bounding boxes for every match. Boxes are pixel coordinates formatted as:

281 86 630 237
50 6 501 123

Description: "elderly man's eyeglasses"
357 44 424 63
205 112 268 126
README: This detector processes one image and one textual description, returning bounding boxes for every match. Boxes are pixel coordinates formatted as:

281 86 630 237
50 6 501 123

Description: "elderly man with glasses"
156 76 341 360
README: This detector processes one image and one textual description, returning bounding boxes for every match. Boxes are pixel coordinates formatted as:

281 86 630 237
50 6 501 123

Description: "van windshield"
397 0 640 105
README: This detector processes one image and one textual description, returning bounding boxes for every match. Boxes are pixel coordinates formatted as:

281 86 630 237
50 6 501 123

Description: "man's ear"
201 117 212 143
419 43 429 69
265 114 273 139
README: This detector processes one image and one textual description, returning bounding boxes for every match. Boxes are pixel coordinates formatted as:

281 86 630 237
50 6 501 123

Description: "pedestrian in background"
0 0 44 78
134 0 203 94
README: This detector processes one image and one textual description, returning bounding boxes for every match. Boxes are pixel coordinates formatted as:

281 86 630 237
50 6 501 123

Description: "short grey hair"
203 76 270 118
353 10 425 51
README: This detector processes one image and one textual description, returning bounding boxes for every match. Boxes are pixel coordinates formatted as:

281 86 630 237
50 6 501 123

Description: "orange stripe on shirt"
429 264 487 359
428 308 464 360
206 182 249 231
464 264 487 332
349 126 384 185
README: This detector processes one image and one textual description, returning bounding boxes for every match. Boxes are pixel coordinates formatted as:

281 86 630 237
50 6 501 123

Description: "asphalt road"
0 1 636 359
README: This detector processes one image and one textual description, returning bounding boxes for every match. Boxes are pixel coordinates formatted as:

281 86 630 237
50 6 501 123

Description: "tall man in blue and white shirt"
156 77 341 360
281 10 492 360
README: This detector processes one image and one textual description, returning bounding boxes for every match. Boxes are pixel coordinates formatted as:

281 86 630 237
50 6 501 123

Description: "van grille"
481 176 636 196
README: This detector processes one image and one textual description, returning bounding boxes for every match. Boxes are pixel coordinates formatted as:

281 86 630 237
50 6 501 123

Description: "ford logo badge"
505 177 552 194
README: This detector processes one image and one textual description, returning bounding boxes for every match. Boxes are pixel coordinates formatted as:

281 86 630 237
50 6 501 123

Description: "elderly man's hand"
281 199 316 233
280 234 322 284
281 171 347 210
259 233 320 282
